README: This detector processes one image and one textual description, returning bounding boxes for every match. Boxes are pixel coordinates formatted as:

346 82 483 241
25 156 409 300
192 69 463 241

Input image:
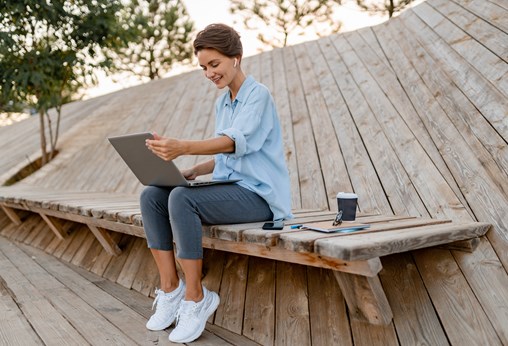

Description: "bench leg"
1 205 23 226
87 224 122 256
333 270 393 325
39 213 67 240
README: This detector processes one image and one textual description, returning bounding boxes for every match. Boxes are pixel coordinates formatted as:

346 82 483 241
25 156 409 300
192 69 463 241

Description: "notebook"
108 132 241 187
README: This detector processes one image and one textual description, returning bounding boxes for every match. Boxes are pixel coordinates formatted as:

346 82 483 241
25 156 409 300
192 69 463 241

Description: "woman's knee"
140 186 170 211
167 187 193 215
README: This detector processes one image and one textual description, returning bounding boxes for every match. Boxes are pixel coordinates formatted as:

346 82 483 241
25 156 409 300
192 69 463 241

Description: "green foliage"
355 0 416 18
230 0 343 48
114 0 195 80
0 0 126 163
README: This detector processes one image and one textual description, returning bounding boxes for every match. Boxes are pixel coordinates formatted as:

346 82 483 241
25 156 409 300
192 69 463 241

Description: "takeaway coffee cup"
336 192 358 221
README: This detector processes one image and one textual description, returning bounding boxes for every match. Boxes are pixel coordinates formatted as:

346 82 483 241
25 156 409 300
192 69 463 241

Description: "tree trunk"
39 109 48 165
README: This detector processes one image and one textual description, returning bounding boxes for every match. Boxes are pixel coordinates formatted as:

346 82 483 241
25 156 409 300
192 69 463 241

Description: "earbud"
234 58 237 68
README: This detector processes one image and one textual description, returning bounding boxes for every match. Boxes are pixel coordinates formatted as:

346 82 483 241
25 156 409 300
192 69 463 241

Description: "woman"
140 23 292 344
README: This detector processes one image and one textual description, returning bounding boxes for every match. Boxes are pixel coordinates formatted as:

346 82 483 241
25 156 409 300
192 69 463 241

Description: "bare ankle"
161 279 180 293
185 287 203 302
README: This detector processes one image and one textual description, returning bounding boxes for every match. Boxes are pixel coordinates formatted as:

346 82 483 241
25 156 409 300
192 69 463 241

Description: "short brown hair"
193 23 243 57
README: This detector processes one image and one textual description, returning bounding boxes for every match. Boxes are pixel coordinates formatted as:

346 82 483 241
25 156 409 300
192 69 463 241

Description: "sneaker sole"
169 292 220 343
146 316 176 331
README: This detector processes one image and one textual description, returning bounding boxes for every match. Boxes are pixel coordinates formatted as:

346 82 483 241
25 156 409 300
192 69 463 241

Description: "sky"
85 0 419 98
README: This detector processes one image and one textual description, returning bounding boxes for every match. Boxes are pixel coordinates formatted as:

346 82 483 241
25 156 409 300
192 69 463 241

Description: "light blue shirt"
213 75 292 220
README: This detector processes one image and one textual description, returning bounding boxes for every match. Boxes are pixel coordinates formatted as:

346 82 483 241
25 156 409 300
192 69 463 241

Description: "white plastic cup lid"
336 192 358 199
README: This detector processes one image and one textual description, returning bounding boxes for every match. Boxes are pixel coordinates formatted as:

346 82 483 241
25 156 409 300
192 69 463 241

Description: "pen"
290 224 303 229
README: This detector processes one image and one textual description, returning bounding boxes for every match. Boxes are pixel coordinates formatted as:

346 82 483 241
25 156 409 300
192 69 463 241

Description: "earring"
234 58 237 67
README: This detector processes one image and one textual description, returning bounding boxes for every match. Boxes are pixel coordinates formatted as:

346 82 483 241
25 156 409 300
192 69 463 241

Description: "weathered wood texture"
0 0 507 344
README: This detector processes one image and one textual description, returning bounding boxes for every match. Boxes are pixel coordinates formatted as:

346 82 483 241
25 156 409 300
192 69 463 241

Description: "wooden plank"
450 237 508 343
19 243 171 345
279 218 452 253
87 224 122 256
413 247 502 345
350 322 398 346
348 27 473 217
315 222 491 261
39 213 66 240
0 238 88 344
46 223 80 257
131 247 159 296
275 262 311 345
214 253 249 334
455 0 508 32
89 231 123 276
103 234 138 282
292 42 352 207
68 259 245 346
242 257 276 346
307 267 352 346
116 237 147 289
26 205 146 238
70 230 97 266
406 8 508 148
379 253 448 344
384 14 508 264
432 0 508 85
271 48 302 209
0 280 43 345
202 237 382 277
282 46 328 210
319 34 421 217
333 271 392 325
0 205 22 225
60 226 89 262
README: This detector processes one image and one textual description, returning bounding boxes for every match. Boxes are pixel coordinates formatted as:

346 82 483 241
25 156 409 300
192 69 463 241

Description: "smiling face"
197 48 238 89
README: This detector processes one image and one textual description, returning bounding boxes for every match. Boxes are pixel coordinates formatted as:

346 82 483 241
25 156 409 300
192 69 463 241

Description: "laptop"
108 132 241 187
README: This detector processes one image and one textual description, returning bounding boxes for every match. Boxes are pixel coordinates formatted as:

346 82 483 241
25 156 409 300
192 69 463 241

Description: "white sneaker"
169 286 220 343
146 280 185 331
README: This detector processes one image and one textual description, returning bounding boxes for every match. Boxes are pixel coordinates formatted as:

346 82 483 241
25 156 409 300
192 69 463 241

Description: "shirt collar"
224 75 255 107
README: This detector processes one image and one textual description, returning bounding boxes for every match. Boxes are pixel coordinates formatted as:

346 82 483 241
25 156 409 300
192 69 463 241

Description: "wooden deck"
0 0 507 344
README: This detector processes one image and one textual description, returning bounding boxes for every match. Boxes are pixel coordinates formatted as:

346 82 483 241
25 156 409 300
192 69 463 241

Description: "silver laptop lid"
108 132 240 187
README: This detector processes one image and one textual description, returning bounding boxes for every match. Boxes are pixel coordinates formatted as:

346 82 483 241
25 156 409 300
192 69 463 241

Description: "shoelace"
152 288 174 311
152 288 164 310
175 302 199 326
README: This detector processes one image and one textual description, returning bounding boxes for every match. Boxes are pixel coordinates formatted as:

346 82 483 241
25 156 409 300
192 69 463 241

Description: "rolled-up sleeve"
218 127 247 158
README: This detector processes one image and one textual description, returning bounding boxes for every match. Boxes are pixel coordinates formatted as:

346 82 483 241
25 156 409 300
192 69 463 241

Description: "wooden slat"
275 262 311 345
315 222 491 261
414 248 502 345
282 46 328 210
379 253 449 344
0 280 43 345
307 267 352 346
0 238 89 344
451 237 508 343
214 253 249 334
292 42 351 207
242 257 276 346
271 48 302 209
18 243 171 345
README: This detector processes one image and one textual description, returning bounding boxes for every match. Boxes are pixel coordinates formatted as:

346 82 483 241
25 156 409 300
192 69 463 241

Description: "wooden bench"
0 186 492 325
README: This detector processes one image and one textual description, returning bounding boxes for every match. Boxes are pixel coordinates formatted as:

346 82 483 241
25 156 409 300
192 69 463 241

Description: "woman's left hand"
145 132 186 161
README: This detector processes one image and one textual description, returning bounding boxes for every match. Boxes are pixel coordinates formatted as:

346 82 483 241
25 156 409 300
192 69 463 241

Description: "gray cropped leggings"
139 184 273 259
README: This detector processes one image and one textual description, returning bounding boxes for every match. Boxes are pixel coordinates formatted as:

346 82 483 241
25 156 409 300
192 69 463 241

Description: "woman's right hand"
182 168 198 180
